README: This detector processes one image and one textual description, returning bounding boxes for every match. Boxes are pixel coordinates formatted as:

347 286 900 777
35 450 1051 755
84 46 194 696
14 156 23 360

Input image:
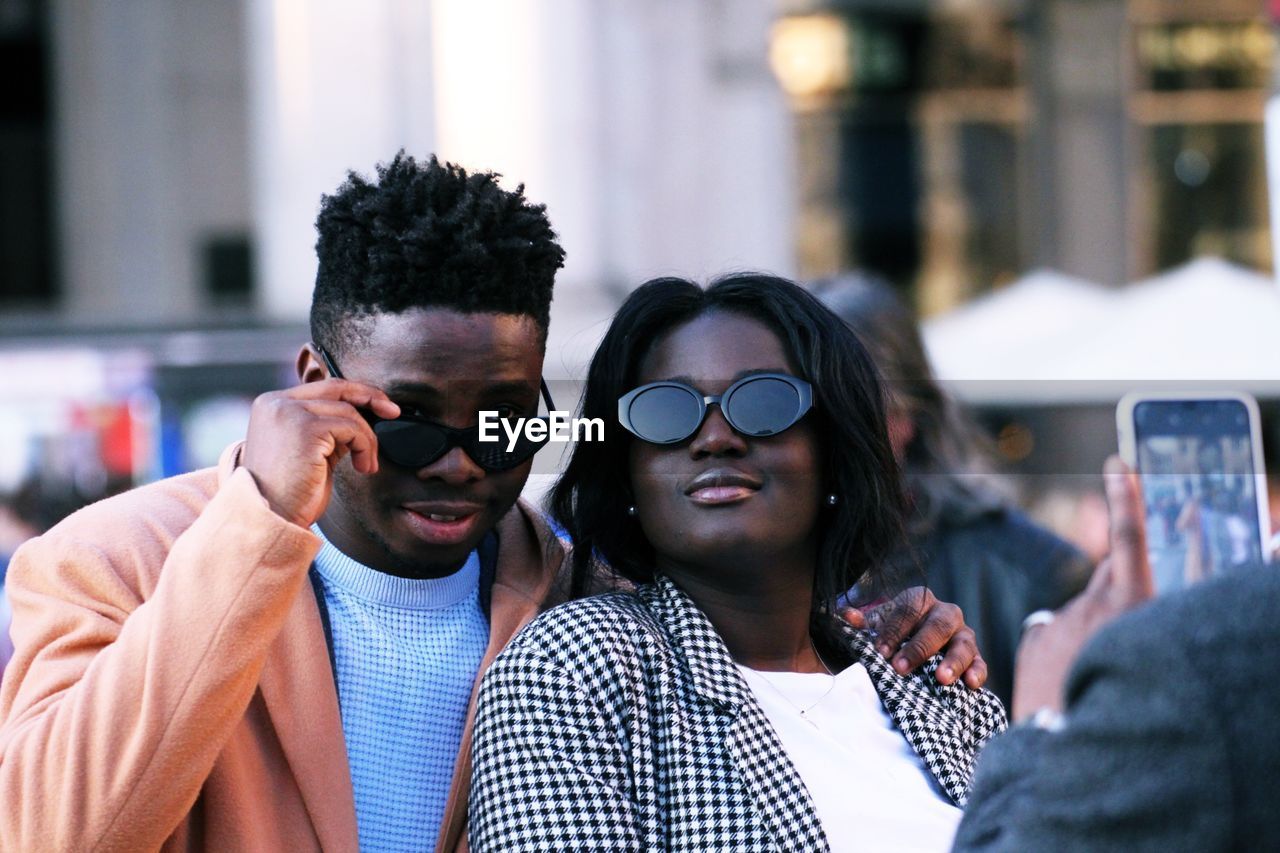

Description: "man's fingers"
1082 556 1113 596
288 377 401 419
839 607 868 631
961 652 989 690
934 626 979 687
1102 455 1154 602
314 417 380 474
866 587 932 658
297 398 377 420
864 588 986 687
346 435 379 475
297 400 382 473
891 602 961 675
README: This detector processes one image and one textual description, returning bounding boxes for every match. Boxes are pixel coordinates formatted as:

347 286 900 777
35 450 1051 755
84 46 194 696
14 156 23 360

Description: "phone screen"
1133 398 1265 593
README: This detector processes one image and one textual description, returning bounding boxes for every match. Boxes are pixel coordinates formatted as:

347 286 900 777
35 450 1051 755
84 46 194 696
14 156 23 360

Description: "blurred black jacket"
903 504 1092 708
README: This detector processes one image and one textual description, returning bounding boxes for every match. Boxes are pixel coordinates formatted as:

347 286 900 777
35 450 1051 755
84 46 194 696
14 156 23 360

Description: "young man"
0 154 985 852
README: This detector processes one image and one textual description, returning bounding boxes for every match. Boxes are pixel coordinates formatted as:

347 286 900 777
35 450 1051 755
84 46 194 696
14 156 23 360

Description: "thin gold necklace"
751 638 836 726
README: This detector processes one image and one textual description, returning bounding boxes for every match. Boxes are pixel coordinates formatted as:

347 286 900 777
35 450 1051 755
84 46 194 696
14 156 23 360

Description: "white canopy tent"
923 258 1280 403
924 270 1112 388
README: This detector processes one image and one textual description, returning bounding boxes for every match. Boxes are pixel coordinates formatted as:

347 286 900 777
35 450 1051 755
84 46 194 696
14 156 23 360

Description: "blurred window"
774 5 1029 312
0 0 55 306
775 0 1275 309
203 234 254 306
1130 5 1273 273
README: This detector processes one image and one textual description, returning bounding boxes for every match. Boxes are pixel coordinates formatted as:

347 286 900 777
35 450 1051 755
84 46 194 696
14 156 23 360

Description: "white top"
738 663 962 853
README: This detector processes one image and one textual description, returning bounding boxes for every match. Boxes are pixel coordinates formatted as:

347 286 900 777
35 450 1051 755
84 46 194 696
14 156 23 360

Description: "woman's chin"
657 531 792 572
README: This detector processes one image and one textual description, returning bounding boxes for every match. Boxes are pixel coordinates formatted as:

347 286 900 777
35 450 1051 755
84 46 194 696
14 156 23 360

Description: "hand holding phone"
1117 392 1271 594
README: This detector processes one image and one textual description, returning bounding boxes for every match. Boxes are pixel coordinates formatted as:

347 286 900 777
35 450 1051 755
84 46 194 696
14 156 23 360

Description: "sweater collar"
309 524 479 610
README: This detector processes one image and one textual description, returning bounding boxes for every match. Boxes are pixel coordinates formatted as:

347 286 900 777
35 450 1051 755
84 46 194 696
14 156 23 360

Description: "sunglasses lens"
725 377 804 436
374 420 450 468
465 422 548 471
377 417 550 472
627 385 703 443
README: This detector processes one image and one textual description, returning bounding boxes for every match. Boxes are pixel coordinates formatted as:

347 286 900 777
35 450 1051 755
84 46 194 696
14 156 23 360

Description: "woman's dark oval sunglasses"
617 373 813 445
316 345 555 471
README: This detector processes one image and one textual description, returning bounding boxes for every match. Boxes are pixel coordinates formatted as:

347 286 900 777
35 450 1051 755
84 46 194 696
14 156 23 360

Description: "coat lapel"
837 620 978 805
256 570 360 850
434 500 567 852
648 576 831 853
218 441 359 851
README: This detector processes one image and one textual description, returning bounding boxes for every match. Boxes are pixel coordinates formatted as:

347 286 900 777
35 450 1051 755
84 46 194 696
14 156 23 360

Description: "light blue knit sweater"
311 526 489 852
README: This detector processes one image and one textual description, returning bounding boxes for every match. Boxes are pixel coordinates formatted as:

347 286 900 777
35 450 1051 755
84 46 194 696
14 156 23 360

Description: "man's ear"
296 343 328 384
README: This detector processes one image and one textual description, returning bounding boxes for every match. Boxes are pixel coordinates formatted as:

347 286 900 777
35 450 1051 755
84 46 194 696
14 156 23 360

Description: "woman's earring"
826 493 838 507
626 505 638 516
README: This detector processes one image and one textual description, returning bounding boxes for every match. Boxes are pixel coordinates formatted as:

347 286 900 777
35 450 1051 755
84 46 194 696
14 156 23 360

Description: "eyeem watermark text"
478 411 605 451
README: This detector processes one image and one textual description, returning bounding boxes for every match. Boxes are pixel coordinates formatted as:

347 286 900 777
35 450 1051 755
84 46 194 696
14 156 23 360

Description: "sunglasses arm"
315 344 343 380
539 379 556 415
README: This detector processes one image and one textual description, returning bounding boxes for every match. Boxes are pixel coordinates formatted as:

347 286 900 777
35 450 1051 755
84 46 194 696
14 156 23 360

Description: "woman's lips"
683 467 763 506
687 484 758 505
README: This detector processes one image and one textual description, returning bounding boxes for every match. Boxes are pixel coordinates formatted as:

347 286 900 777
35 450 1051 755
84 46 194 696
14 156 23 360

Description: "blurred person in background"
0 155 980 853
0 483 64 677
954 458 1280 850
812 275 1093 707
0 502 38 675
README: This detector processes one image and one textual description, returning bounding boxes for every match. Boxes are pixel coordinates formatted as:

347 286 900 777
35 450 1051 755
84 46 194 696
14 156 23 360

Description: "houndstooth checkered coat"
469 574 1007 851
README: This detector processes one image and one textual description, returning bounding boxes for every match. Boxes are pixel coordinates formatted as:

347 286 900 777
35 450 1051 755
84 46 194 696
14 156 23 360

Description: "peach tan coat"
0 444 569 852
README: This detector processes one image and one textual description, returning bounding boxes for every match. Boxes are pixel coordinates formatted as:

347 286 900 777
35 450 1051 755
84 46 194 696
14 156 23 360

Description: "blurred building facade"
0 0 795 513
0 0 1276 521
5 0 1275 333
3 0 794 362
772 0 1275 313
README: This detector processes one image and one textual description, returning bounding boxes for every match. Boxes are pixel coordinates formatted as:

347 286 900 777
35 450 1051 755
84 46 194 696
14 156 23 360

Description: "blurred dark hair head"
310 151 565 357
551 272 909 609
810 273 1006 533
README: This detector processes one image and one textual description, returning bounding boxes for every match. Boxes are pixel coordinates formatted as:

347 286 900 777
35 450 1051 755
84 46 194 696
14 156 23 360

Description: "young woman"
469 274 1006 851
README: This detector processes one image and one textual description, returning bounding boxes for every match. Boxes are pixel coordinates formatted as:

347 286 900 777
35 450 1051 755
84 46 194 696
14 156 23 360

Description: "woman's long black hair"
551 272 909 610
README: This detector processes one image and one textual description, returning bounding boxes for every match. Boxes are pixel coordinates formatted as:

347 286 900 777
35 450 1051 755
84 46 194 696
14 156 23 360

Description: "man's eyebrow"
383 381 444 398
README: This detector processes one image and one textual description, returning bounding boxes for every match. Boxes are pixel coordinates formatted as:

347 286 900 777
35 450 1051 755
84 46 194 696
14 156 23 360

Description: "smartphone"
1117 392 1271 594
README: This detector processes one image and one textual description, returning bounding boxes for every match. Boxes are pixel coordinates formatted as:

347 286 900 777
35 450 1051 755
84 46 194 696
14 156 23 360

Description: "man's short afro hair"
310 151 565 355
